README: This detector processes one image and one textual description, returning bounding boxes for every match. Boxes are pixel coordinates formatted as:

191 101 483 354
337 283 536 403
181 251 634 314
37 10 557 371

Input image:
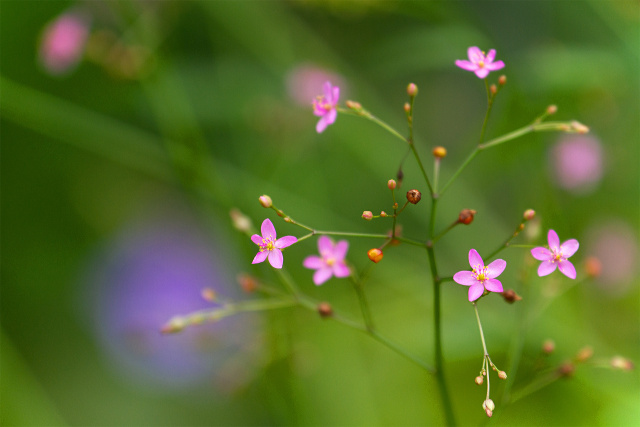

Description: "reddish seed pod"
406 189 422 204
318 302 333 318
367 248 383 263
458 209 477 225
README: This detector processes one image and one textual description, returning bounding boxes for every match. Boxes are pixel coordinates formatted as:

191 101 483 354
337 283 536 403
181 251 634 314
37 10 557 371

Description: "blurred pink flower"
455 47 505 79
551 135 603 193
286 64 346 107
531 229 579 279
454 249 506 301
312 81 340 133
251 219 297 268
39 11 90 75
303 236 350 285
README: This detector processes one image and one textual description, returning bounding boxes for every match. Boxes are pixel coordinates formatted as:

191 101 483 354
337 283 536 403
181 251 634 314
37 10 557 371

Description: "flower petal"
468 46 483 63
275 235 297 249
316 116 328 133
325 107 337 126
268 249 284 269
333 240 349 260
251 234 264 246
454 271 478 286
261 219 277 240
317 235 333 255
332 85 340 103
333 262 351 278
303 255 324 269
474 68 490 79
484 278 503 293
558 260 577 279
455 59 477 71
486 259 506 278
485 49 496 62
531 247 552 261
469 249 484 269
537 260 558 277
486 60 505 71
547 229 560 250
313 268 333 285
252 251 268 264
322 81 333 98
560 239 579 258
468 284 485 302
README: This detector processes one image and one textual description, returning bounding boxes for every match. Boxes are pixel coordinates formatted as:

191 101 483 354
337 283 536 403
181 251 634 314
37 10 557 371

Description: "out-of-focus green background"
2 1 639 426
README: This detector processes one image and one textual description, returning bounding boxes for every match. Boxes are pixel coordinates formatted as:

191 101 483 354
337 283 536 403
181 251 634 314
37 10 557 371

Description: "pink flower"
531 230 579 279
303 236 350 285
39 11 90 75
455 47 505 79
551 135 603 194
312 81 339 133
251 219 297 269
454 249 506 302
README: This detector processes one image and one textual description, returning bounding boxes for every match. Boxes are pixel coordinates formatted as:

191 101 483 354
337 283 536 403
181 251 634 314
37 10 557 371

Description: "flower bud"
584 256 602 278
229 208 252 232
387 179 397 190
482 399 495 412
407 83 418 97
500 289 522 304
403 102 411 114
498 75 507 86
558 362 575 377
160 316 186 334
547 104 558 115
367 248 383 263
318 302 333 318
259 195 272 208
570 120 589 134
523 209 536 221
576 346 593 363
542 339 556 355
237 273 258 293
432 146 447 158
490 84 497 95
201 287 217 302
362 211 373 221
346 100 362 111
458 209 477 225
475 376 484 385
498 370 507 380
406 189 422 204
610 356 634 371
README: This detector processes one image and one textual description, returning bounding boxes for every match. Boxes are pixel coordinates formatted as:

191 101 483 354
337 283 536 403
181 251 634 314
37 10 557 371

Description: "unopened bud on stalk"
432 146 447 158
346 100 362 111
407 83 418 97
318 302 333 318
490 84 497 95
475 376 484 385
201 287 217 302
571 120 590 134
367 248 383 263
483 399 495 415
237 273 258 293
584 256 602 278
362 211 373 221
610 356 634 371
406 189 422 204
380 211 388 217
501 289 522 304
523 209 536 221
404 103 411 114
498 370 508 380
161 316 186 334
458 209 477 225
498 75 507 86
230 208 252 233
259 195 272 208
388 179 397 190
547 104 558 115
576 346 594 363
558 362 575 377
542 339 556 355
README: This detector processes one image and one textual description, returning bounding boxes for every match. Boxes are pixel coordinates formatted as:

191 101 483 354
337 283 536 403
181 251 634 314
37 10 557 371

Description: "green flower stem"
509 370 562 404
369 330 435 373
432 220 459 245
350 276 375 332
484 219 528 261
473 302 492 402
433 158 441 195
439 147 480 197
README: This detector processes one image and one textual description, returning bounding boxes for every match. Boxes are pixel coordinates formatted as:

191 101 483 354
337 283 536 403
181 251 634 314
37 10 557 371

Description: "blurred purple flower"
39 11 90 75
531 229 579 279
84 209 260 390
251 219 297 268
312 81 340 133
454 249 506 301
455 47 505 79
303 236 350 285
551 135 603 193
286 64 346 107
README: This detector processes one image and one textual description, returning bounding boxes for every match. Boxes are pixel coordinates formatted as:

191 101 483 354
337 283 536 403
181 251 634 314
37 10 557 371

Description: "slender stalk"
350 277 375 332
439 147 480 197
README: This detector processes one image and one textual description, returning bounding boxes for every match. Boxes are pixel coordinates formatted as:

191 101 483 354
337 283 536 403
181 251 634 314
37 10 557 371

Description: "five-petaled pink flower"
312 81 339 133
455 47 505 79
531 229 579 279
454 249 506 302
303 236 350 285
251 219 297 269
39 11 90 75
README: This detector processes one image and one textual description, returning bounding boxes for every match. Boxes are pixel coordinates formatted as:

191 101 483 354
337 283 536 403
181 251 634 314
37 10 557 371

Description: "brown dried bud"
432 146 447 158
500 289 522 304
387 179 397 190
584 256 602 278
318 302 333 318
475 375 484 385
576 346 594 363
558 362 575 377
407 83 418 97
542 339 556 355
259 195 272 208
367 248 383 263
458 209 477 225
498 75 507 86
523 209 536 221
237 273 258 293
406 189 422 204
